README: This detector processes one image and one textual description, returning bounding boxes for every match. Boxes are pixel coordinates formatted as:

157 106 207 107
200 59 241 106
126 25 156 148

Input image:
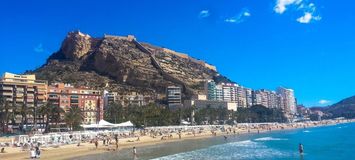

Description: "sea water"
154 123 355 160
76 122 355 160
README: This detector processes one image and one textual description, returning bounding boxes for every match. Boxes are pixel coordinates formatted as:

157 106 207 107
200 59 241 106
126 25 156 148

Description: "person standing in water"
299 143 304 155
133 146 137 159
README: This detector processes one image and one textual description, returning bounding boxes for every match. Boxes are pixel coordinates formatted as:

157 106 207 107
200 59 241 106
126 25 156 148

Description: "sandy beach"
1 119 353 160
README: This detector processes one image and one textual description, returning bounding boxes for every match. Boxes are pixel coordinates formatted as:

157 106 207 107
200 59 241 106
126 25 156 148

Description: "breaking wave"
254 137 288 141
153 139 290 160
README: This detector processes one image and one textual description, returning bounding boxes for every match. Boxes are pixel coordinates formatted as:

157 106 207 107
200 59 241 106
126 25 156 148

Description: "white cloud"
199 10 210 18
225 19 237 23
34 43 45 53
297 12 321 23
274 0 322 24
243 11 251 17
274 0 302 14
225 9 251 24
318 99 331 105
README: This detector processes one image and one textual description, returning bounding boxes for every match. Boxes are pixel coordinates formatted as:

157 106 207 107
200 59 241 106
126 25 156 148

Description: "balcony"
15 99 24 102
1 92 13 96
0 86 13 90
27 88 35 92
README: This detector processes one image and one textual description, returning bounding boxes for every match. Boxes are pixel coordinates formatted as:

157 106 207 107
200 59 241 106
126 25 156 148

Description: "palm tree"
0 97 11 133
38 102 55 133
64 106 83 131
51 105 65 129
105 102 124 123
18 103 33 133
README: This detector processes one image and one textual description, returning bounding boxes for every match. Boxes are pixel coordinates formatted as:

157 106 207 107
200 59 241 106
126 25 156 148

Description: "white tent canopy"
82 120 134 129
116 121 134 127
98 120 115 126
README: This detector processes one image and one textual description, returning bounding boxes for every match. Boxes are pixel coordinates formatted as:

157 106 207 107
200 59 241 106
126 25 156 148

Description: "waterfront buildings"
0 72 47 129
205 80 297 115
103 91 117 109
206 80 223 101
166 86 182 108
47 83 103 124
183 99 237 111
103 91 150 108
277 87 297 114
206 81 238 103
206 80 255 108
253 89 282 109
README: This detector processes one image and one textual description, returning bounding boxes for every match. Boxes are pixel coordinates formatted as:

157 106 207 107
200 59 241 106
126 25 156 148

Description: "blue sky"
0 0 354 106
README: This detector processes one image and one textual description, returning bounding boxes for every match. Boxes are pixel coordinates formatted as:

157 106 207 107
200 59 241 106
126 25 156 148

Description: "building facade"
184 100 237 111
103 91 149 108
0 72 47 128
277 87 297 114
166 86 182 108
47 83 103 124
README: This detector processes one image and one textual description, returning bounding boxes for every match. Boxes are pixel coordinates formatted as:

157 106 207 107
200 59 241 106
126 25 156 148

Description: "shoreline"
1 120 354 160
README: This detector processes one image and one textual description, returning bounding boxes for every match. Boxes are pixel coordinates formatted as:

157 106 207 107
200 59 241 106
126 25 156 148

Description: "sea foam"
154 139 290 160
254 137 288 141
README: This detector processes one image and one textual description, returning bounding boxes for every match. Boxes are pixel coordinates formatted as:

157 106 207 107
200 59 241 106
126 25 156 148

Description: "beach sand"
1 120 353 160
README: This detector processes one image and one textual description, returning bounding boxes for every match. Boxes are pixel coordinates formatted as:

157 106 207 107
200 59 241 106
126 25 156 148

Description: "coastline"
1 120 353 160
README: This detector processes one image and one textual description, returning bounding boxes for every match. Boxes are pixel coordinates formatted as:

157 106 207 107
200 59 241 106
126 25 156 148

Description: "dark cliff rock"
29 31 232 102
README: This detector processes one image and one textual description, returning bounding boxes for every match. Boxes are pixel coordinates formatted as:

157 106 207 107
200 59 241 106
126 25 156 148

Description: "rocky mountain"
325 96 355 118
311 96 355 119
29 31 231 101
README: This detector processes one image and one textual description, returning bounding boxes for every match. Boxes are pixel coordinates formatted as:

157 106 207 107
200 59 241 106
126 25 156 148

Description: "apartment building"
166 86 182 108
277 87 297 114
47 83 103 124
0 72 47 127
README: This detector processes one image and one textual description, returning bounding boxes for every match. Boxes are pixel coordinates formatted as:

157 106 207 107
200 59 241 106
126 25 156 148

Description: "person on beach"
115 134 119 144
133 146 137 159
35 146 41 158
94 139 98 149
224 136 228 141
30 148 36 159
1 147 5 153
299 143 304 155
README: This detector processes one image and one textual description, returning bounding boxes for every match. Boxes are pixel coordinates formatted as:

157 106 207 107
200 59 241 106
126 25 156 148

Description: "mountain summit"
31 31 231 100
326 96 355 118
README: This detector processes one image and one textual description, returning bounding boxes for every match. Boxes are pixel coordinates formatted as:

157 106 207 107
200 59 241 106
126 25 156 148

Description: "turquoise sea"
77 122 355 160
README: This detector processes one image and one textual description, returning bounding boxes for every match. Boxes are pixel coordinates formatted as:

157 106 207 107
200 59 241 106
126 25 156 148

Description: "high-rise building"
206 80 238 103
244 88 253 107
236 86 247 108
253 89 269 107
206 80 223 101
47 83 103 124
166 86 182 108
277 87 297 114
267 91 279 108
206 80 297 113
0 72 47 128
103 91 117 109
222 83 238 102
